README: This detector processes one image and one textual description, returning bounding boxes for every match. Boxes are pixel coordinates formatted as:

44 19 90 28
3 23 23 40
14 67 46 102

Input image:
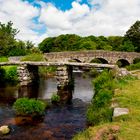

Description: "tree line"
0 20 140 56
39 21 140 53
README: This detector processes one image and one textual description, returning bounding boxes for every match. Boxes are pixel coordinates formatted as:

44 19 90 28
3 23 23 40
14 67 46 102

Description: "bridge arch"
68 58 82 63
116 59 130 67
90 58 108 64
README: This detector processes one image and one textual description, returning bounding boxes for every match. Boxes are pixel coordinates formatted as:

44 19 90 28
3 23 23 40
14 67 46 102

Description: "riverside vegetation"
13 98 46 117
73 70 140 140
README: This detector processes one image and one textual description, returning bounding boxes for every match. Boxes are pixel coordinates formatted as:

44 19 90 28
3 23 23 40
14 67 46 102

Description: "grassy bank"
73 73 140 140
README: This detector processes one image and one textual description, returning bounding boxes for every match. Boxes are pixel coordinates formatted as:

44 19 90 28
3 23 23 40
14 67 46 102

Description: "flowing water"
0 72 94 140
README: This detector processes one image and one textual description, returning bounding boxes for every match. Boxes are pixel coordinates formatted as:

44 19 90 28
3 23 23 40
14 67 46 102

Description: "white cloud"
0 0 140 44
38 0 140 38
0 0 41 44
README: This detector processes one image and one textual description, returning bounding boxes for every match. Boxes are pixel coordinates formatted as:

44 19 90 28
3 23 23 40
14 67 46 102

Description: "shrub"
0 57 8 62
86 106 113 125
93 70 114 94
92 89 113 108
51 93 60 103
21 53 45 61
126 62 140 70
13 98 46 117
87 70 114 126
4 66 18 83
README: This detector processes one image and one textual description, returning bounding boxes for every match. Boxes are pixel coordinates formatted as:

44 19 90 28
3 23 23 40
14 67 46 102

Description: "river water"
0 72 93 140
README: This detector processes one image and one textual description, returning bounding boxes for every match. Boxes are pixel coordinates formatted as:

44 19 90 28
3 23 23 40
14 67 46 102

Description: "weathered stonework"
44 50 140 64
56 66 73 103
17 64 39 86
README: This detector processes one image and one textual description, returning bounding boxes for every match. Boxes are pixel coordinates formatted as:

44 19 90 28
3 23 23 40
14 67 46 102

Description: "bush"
86 106 113 125
0 66 18 85
51 93 60 103
126 62 140 70
92 89 113 108
4 66 18 83
21 53 45 61
13 98 46 117
87 70 114 126
0 57 8 62
93 70 114 94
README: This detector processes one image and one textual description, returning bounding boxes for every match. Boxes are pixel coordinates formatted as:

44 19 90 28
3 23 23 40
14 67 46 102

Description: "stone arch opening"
90 58 108 64
133 58 140 64
116 59 130 67
68 59 81 63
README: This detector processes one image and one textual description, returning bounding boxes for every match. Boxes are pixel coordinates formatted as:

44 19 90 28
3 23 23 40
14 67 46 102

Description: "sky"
0 0 140 44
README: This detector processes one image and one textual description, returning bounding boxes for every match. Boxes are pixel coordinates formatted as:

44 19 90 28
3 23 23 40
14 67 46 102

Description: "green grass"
0 57 8 62
73 74 140 140
21 53 45 61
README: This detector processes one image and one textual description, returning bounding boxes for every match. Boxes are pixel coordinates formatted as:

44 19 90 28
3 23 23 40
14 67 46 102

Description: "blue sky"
27 0 89 10
0 0 140 44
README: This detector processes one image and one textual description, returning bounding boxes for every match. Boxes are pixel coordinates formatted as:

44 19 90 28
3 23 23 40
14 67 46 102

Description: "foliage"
0 66 18 85
125 20 140 52
4 66 18 83
51 93 60 103
93 70 114 94
0 57 8 62
39 66 57 77
0 21 19 56
88 68 99 77
13 98 46 117
21 53 45 61
0 21 36 56
118 40 135 52
86 106 113 126
86 70 114 125
126 62 140 71
74 72 140 140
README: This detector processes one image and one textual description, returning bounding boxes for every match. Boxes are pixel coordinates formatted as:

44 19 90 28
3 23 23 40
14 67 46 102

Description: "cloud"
0 0 140 44
0 0 42 43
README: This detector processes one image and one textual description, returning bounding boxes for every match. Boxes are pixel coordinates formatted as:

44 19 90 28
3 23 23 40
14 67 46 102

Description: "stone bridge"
45 50 140 65
0 61 115 103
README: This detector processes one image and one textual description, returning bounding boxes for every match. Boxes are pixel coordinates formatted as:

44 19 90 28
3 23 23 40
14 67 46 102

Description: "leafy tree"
79 40 97 50
39 37 55 53
25 40 35 49
108 36 124 51
0 21 19 55
118 40 135 52
125 21 140 52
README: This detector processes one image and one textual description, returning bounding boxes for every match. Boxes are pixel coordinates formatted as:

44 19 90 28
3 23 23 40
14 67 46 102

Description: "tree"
118 40 135 52
125 21 140 52
108 36 124 51
0 21 19 55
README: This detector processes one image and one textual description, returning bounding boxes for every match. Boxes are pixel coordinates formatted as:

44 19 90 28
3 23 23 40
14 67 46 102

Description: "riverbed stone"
0 125 10 135
113 107 129 117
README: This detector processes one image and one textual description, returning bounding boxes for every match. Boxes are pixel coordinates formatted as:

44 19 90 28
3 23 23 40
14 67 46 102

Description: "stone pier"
56 66 73 103
17 64 39 86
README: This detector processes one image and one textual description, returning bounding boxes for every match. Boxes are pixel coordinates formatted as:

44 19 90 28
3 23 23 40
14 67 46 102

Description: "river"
0 72 94 140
